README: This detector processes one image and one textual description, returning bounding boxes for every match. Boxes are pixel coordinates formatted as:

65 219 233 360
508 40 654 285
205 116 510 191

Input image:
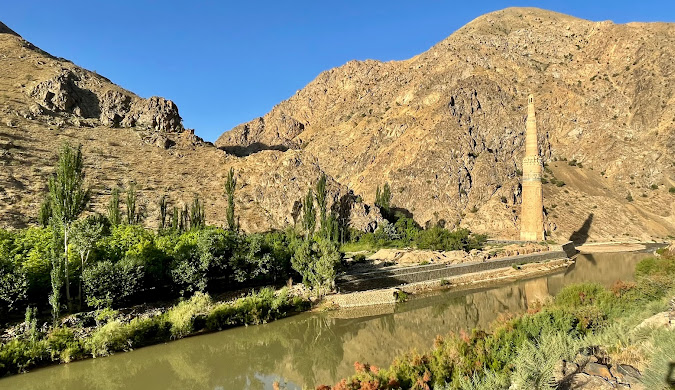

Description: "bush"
205 287 308 331
416 227 486 252
166 292 211 338
82 259 144 308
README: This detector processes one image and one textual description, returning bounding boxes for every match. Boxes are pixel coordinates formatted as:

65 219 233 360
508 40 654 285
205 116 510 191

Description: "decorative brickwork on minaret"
520 94 545 241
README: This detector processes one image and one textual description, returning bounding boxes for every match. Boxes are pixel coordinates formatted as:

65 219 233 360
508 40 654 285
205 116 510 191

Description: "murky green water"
1 251 652 390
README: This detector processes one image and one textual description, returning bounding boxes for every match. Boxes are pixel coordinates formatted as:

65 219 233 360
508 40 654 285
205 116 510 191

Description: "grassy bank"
0 287 309 377
321 249 675 390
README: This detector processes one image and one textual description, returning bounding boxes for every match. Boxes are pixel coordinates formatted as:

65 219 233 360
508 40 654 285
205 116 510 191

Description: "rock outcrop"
217 7 675 241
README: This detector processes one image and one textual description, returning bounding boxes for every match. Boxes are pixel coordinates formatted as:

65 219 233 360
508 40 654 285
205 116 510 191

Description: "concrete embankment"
327 242 576 308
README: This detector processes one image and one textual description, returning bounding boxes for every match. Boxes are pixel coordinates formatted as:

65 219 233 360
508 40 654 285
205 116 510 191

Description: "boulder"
29 70 99 118
123 96 182 132
583 362 613 381
568 373 614 389
99 90 133 127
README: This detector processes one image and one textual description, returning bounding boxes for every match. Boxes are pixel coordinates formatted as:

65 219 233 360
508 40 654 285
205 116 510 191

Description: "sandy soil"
576 243 646 253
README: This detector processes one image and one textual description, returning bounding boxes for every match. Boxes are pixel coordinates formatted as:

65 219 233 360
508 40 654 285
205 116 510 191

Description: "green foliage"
642 328 675 389
82 259 144 308
302 187 316 236
416 227 487 251
315 174 328 230
38 197 51 228
48 143 90 228
669 186 675 194
205 287 308 330
107 187 122 226
375 182 392 215
224 167 237 231
158 195 168 230
189 195 205 229
166 292 211 338
48 143 90 310
291 237 340 295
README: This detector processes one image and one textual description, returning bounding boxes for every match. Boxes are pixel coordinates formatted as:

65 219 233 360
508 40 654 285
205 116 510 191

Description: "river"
0 250 653 390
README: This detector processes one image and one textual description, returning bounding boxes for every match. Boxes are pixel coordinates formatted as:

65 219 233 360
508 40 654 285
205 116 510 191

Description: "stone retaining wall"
338 242 575 292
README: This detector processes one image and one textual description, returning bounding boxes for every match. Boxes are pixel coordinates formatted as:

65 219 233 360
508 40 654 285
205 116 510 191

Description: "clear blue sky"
3 1 673 141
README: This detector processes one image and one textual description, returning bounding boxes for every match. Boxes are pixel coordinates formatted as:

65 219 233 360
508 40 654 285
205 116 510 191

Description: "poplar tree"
158 195 168 230
126 182 137 224
107 187 121 226
302 187 316 237
224 168 237 231
315 174 327 231
48 143 90 311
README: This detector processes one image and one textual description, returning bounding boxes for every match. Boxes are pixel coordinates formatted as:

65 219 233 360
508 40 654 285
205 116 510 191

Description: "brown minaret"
520 94 545 241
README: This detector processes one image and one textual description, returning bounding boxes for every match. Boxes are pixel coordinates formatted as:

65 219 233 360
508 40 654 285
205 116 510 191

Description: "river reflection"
1 251 651 390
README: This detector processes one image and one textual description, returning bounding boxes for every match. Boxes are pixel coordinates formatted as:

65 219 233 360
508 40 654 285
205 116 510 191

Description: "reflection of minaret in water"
520 94 545 241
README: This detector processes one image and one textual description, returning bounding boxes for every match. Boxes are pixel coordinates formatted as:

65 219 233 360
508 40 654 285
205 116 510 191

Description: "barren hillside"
0 21 381 232
217 7 675 242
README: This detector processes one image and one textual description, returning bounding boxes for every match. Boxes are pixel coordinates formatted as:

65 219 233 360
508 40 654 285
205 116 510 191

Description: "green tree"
38 197 52 228
158 195 168 230
48 224 63 323
107 187 121 226
224 168 237 231
71 215 106 309
171 206 179 231
125 182 137 224
302 188 316 237
315 174 328 231
190 195 205 229
291 237 340 296
375 182 392 217
48 143 90 311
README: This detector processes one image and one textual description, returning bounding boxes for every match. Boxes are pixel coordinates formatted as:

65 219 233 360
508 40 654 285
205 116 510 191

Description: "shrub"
669 186 675 194
82 259 144 308
166 292 212 338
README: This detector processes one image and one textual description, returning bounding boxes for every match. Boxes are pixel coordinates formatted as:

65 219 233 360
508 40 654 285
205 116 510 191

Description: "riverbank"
319 247 675 390
0 287 310 377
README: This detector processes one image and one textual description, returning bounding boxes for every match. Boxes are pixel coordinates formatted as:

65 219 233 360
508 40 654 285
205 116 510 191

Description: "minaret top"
525 93 538 157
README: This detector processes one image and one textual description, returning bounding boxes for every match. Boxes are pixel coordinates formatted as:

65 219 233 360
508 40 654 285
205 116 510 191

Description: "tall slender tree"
107 187 121 226
158 195 168 230
126 182 137 224
224 168 237 231
38 197 52 228
48 143 90 311
302 187 316 237
315 174 327 232
190 195 205 229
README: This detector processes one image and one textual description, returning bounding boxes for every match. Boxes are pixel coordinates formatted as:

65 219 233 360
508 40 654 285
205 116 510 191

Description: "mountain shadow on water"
569 213 594 245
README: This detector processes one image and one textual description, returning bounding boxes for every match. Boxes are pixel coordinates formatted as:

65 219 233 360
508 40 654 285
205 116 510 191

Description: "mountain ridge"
216 7 674 241
1 8 673 241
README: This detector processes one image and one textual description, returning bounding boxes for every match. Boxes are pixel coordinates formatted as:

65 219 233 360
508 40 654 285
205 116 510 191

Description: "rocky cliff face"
217 7 675 241
0 23 382 232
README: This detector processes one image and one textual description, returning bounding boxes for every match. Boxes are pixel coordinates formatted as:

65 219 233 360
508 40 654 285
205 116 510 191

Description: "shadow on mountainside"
219 142 289 157
569 213 594 246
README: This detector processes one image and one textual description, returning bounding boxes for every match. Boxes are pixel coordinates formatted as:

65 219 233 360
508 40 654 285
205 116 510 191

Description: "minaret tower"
520 94 545 241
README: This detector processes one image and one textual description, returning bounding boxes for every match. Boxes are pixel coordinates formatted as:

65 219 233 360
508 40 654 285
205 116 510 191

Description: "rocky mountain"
1 8 673 242
0 21 381 232
217 7 675 242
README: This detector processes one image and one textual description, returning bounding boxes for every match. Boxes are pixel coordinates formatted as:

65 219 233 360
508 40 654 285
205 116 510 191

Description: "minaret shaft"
520 94 545 241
